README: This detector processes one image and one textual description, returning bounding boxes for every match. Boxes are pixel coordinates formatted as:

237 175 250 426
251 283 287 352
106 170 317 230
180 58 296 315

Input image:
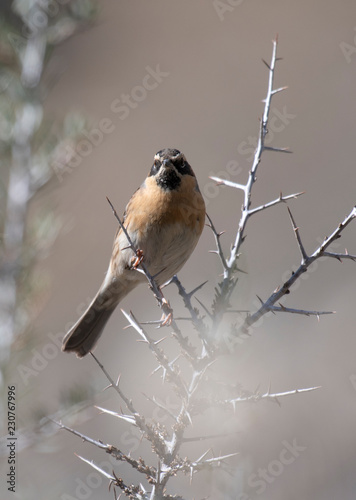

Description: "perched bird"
62 148 205 357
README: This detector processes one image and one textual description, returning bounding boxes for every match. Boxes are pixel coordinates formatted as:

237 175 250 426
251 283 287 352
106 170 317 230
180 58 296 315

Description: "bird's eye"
172 155 187 174
172 156 184 169
149 160 161 176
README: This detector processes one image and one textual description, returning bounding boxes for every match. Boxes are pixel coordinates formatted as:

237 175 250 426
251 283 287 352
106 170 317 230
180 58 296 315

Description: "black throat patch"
156 167 181 191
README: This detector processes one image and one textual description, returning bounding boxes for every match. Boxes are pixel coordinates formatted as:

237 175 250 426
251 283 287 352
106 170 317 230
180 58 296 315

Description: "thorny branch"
59 37 355 500
237 206 356 336
52 419 157 479
208 37 291 331
106 196 173 324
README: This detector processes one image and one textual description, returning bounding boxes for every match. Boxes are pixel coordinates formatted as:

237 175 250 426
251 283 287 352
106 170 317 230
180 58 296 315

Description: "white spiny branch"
51 418 157 479
236 206 356 337
311 207 356 258
205 212 228 271
173 451 239 477
58 38 355 500
77 456 151 499
76 455 116 480
226 386 321 408
322 250 356 261
209 37 287 335
268 304 335 318
52 419 111 450
122 309 189 397
96 406 137 425
190 451 239 472
248 191 305 216
209 176 247 192
90 352 169 458
90 352 136 413
228 37 282 267
168 275 209 347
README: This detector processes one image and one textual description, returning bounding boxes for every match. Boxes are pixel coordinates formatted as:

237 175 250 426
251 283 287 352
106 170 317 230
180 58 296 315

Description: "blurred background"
1 1 356 499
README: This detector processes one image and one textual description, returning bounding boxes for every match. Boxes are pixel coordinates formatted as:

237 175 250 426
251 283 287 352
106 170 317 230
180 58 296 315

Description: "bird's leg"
160 297 173 326
130 248 144 269
129 249 173 326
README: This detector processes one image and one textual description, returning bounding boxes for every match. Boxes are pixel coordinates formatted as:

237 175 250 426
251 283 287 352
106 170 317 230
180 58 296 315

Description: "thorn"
188 280 209 298
209 177 224 186
262 58 271 70
153 336 168 346
256 295 264 305
264 146 292 153
195 297 213 319
196 448 212 463
287 207 308 262
185 409 193 426
235 266 248 274
271 85 288 95
274 397 281 407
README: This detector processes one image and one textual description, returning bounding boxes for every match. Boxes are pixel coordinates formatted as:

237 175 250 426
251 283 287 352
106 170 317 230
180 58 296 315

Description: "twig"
235 206 356 336
106 196 172 323
90 352 135 413
168 275 210 356
77 456 149 498
121 309 189 398
209 37 286 332
51 419 157 479
248 191 305 216
322 250 356 261
226 385 321 409
268 304 335 319
90 352 168 458
205 213 228 271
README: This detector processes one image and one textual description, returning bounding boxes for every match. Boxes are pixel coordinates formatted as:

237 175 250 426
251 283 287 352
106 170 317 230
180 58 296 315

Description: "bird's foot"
131 248 144 269
160 297 173 326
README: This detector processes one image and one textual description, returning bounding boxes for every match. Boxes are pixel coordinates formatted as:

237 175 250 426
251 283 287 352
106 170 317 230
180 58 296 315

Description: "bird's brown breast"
126 174 205 237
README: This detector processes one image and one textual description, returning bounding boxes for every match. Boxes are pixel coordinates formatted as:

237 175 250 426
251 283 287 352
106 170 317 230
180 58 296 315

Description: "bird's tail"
62 289 118 358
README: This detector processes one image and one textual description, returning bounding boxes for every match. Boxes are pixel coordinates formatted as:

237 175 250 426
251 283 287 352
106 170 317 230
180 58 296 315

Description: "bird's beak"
162 159 174 168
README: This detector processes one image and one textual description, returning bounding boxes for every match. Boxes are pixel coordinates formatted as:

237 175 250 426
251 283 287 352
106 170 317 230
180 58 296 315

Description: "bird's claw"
131 248 144 269
160 298 173 326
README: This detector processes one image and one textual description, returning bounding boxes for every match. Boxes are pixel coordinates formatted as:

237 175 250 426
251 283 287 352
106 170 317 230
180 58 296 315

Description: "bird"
62 148 206 357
